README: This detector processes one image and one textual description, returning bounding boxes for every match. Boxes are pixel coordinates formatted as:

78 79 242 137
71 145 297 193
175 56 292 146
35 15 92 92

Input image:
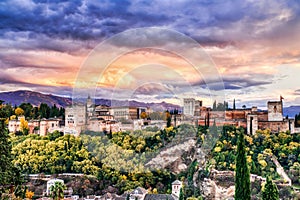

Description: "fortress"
186 97 295 134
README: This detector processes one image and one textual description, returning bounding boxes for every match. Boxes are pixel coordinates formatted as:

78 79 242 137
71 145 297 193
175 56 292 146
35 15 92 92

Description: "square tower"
267 100 283 121
183 98 195 116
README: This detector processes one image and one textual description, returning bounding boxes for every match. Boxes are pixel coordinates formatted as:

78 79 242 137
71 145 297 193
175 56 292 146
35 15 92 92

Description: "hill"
0 90 72 107
0 90 181 111
283 106 300 117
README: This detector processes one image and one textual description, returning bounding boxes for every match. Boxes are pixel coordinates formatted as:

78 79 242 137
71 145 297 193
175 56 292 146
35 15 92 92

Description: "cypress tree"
235 129 251 200
233 99 236 110
213 100 217 110
262 176 279 200
179 187 184 200
0 119 14 194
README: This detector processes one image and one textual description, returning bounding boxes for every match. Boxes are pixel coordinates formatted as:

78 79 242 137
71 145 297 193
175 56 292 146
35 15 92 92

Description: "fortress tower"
267 97 283 121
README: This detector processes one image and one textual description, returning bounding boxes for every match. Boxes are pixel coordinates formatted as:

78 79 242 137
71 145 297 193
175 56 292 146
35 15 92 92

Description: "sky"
1 0 300 108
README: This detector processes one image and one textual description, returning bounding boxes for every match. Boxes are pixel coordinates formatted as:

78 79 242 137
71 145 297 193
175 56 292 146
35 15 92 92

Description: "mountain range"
0 90 181 111
0 90 299 116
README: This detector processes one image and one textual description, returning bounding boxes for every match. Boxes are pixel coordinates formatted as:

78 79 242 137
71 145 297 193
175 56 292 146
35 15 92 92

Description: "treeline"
0 101 65 120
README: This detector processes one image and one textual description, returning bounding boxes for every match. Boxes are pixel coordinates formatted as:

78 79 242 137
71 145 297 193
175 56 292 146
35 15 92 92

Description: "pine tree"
235 129 251 200
262 176 279 200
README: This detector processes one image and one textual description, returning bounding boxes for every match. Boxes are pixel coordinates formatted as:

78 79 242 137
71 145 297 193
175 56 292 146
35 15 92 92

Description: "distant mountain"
0 90 181 111
283 106 300 117
0 90 72 107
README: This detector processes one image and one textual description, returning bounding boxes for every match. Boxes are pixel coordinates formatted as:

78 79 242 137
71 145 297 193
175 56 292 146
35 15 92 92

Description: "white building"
171 180 182 198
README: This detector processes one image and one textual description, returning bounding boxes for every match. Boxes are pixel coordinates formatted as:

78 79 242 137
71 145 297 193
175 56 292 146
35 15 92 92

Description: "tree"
140 112 148 119
179 187 184 200
213 100 217 110
262 176 279 200
166 111 171 128
50 181 66 200
15 107 24 116
20 117 29 135
233 99 236 110
0 119 14 195
0 102 14 119
50 104 60 118
19 103 33 119
235 129 251 200
39 103 50 119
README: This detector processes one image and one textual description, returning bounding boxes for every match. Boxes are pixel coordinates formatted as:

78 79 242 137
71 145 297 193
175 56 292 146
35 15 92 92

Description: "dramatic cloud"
0 0 300 107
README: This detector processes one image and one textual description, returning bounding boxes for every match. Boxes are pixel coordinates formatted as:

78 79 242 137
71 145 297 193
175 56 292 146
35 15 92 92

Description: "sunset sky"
1 0 300 108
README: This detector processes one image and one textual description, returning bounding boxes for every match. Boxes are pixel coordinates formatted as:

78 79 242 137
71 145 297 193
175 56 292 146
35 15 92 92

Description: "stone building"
8 116 63 136
64 99 136 135
109 106 148 121
195 97 295 134
39 118 62 136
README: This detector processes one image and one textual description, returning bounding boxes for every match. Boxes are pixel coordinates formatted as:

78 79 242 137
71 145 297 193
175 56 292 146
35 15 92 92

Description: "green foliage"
212 100 228 111
50 104 60 118
109 127 177 153
179 187 184 200
0 119 14 187
295 113 300 127
11 134 99 175
81 132 176 194
235 129 251 200
47 130 63 141
166 111 172 128
262 176 279 200
233 99 236 110
204 125 299 182
50 181 66 200
19 103 33 119
0 102 14 120
39 103 50 119
0 119 23 197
